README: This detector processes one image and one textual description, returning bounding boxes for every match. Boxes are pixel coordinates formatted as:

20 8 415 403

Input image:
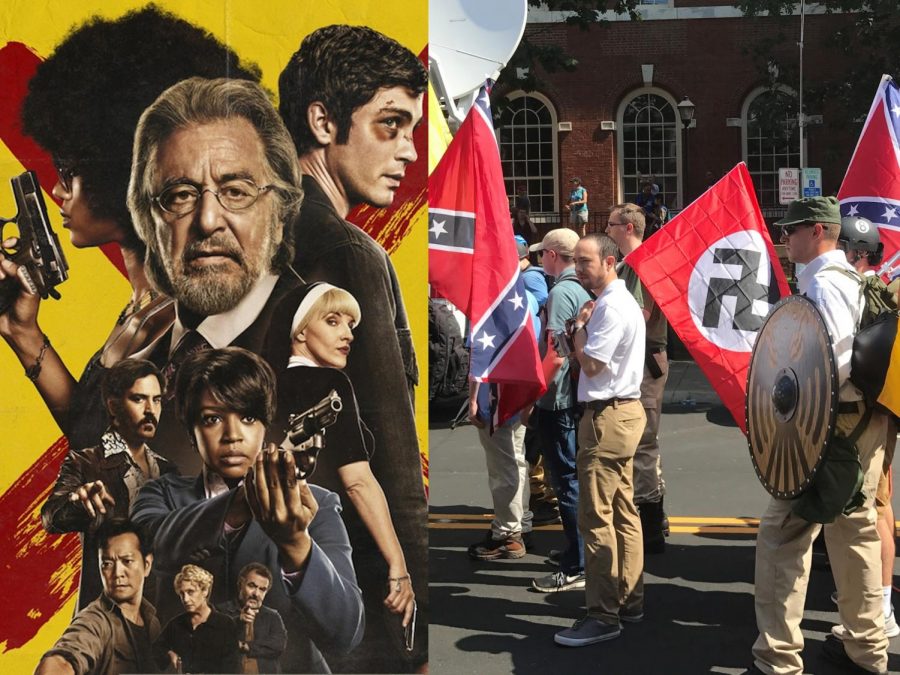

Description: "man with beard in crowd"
41 359 174 610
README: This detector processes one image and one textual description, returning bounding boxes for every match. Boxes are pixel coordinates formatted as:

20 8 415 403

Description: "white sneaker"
831 611 900 640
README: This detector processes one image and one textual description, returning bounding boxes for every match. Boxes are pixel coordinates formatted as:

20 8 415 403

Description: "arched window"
498 91 559 213
617 89 680 208
742 87 801 209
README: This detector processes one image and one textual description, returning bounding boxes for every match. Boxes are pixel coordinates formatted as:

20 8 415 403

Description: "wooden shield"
746 295 838 498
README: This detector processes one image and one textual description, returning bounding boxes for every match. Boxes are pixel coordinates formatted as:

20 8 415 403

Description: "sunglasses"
780 223 815 236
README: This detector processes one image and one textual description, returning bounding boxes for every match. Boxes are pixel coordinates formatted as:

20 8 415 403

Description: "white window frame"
616 87 683 208
498 90 560 215
741 85 805 209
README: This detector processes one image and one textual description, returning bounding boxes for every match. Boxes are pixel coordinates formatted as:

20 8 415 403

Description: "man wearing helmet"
840 215 885 275
832 216 899 640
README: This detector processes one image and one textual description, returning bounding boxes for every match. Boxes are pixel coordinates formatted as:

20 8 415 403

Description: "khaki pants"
634 352 668 504
477 422 533 538
577 399 647 624
752 408 889 675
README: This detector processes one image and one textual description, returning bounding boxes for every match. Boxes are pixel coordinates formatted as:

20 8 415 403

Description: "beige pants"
634 353 668 504
752 409 889 675
577 399 647 624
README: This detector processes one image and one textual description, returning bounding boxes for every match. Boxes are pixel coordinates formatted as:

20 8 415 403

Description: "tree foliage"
737 0 900 141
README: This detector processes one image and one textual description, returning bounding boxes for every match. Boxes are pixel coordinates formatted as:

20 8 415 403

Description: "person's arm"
337 460 415 625
41 451 116 535
247 610 287 661
33 654 74 675
0 246 78 429
467 379 485 429
246 448 364 654
38 607 112 675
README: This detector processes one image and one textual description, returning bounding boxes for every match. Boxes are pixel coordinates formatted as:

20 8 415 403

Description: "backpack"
428 299 470 401
824 266 899 410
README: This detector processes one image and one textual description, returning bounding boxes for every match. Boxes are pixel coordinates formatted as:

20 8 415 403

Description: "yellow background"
0 0 427 666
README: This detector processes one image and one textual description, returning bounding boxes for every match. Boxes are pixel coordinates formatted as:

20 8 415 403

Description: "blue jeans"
537 406 584 575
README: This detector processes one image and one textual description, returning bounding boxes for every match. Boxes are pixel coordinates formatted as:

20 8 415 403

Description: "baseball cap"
529 228 580 257
514 235 529 259
775 196 841 226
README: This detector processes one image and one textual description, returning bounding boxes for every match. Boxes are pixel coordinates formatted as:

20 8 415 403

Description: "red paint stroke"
0 42 126 275
348 47 427 252
0 436 79 651
0 41 426 652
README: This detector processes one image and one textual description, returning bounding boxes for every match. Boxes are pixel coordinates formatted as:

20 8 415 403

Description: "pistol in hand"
277 389 342 479
0 171 69 314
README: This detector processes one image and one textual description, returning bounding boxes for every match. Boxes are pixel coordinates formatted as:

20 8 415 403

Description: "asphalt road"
428 362 900 674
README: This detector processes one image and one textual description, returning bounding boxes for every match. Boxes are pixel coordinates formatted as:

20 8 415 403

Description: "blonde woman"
270 282 415 636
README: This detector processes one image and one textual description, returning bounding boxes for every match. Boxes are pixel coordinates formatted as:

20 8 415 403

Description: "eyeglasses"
606 221 627 228
54 162 76 193
780 223 814 237
153 179 274 216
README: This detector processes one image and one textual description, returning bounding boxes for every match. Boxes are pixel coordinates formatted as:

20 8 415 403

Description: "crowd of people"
0 8 429 674
471 194 897 674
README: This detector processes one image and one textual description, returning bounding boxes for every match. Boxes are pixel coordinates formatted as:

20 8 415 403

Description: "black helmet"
839 216 883 255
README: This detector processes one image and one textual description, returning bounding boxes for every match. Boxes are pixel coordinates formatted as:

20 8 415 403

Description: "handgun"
278 389 342 479
0 171 69 314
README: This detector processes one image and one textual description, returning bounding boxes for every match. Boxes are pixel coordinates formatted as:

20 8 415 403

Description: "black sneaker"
554 617 621 647
468 533 526 560
821 635 887 674
531 501 562 525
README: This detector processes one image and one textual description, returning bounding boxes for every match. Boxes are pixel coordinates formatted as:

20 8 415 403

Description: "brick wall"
510 12 859 217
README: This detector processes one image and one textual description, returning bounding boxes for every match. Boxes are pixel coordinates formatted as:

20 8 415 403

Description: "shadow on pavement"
431 527 900 674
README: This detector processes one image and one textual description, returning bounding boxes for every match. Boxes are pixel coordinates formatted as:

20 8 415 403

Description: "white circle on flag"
687 229 775 353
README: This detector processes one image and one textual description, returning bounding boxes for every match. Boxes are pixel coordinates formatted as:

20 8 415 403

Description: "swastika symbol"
702 248 780 332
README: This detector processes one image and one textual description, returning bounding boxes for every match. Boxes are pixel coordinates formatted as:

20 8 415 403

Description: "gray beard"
171 263 258 316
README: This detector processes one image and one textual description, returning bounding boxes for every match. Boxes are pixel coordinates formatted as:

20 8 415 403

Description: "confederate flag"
428 83 545 425
838 75 900 276
626 163 791 433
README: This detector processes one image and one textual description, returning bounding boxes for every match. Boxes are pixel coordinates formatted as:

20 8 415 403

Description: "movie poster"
0 1 428 672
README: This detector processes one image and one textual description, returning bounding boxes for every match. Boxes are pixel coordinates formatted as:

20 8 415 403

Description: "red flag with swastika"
625 162 791 433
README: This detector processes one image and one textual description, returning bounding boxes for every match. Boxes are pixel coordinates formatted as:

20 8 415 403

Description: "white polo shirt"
577 278 646 402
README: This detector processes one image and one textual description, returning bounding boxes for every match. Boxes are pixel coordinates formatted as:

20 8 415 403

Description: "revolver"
0 171 69 314
278 389 342 479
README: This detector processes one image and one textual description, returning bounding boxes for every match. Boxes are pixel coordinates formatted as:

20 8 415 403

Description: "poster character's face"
192 388 265 481
293 311 355 369
326 86 423 209
177 580 208 613
152 118 281 315
99 533 151 606
109 374 162 445
238 571 271 609
52 173 121 248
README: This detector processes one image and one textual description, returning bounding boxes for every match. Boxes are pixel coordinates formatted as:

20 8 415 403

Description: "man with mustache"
278 25 428 672
126 76 304 474
41 358 174 610
219 563 287 674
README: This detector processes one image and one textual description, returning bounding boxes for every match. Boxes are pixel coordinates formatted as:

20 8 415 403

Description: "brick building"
497 4 861 235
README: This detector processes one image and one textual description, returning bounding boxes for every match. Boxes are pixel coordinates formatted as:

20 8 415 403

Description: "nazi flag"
625 162 791 434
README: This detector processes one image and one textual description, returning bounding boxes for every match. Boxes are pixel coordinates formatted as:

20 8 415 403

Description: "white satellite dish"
430 0 528 123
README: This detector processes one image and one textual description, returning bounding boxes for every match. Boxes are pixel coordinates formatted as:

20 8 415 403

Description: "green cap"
775 196 841 226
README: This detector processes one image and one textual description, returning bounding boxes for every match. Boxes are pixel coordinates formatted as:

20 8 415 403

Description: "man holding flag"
751 197 889 675
428 83 546 558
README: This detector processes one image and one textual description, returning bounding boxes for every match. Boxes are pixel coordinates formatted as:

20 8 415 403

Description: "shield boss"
746 295 838 498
